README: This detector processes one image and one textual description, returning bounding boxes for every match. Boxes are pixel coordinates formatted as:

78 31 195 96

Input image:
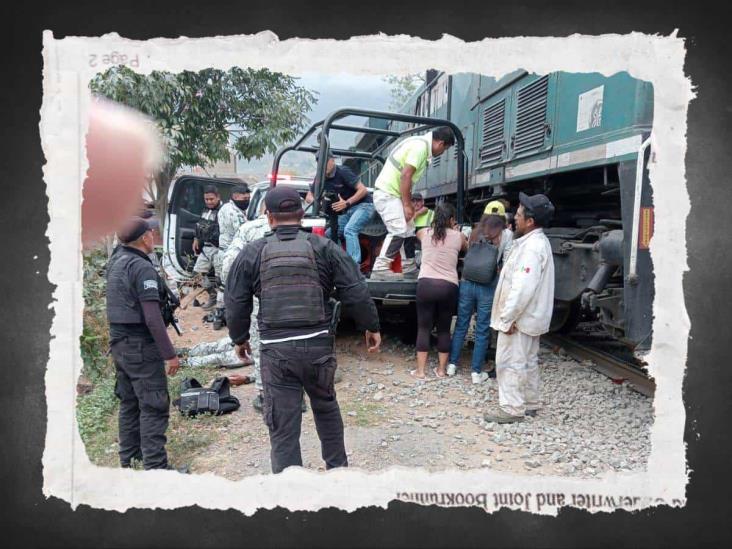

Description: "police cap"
265 185 303 214
117 216 158 243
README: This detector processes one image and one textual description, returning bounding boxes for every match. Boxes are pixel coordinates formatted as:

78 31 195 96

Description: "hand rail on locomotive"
270 109 467 233
628 135 652 285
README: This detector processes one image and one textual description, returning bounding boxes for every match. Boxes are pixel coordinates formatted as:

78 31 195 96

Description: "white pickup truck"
162 174 326 282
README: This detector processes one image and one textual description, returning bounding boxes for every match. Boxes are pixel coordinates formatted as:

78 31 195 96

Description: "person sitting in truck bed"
305 152 374 266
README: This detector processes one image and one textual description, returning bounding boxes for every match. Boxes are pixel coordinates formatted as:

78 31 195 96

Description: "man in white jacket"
485 192 556 423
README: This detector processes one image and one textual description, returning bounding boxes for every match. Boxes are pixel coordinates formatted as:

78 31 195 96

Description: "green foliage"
81 249 114 383
383 74 424 110
77 375 119 466
89 66 317 173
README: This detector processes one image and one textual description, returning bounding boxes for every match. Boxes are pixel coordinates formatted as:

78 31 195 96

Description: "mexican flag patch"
522 266 531 274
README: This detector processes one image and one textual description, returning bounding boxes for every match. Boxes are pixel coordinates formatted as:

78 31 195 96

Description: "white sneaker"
446 363 457 377
472 371 489 384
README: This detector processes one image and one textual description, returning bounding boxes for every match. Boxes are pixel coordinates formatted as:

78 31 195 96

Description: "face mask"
233 198 250 210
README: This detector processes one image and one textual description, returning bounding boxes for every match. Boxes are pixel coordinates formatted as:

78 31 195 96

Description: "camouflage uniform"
182 336 240 368
217 200 248 253
185 217 270 382
193 207 221 305
222 215 270 390
200 200 243 309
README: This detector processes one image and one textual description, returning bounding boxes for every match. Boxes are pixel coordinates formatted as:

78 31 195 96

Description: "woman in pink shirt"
411 203 468 379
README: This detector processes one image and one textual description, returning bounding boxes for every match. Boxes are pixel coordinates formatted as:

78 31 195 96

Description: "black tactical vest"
106 247 165 324
196 205 221 246
259 232 325 329
173 377 240 417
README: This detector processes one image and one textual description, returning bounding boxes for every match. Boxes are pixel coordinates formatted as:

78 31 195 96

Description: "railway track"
542 333 655 397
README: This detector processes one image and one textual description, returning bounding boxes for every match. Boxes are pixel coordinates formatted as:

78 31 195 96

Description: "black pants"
403 235 420 259
416 278 459 353
110 336 170 470
260 336 347 474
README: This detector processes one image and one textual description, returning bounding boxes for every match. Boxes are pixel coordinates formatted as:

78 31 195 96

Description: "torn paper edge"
40 30 693 516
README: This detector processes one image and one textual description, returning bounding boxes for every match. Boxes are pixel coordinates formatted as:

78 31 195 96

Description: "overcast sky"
237 72 393 176
295 71 394 146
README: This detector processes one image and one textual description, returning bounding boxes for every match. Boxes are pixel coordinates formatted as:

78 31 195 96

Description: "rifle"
161 282 182 336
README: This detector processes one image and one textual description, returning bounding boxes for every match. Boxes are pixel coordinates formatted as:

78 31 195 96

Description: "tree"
383 74 424 111
89 66 317 224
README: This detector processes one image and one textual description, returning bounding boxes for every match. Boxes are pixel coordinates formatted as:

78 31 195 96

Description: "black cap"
265 185 303 214
411 192 424 201
117 216 158 243
232 183 250 194
518 192 555 226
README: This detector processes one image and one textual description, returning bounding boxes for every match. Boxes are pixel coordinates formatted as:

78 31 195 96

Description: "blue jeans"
334 202 375 264
449 278 497 373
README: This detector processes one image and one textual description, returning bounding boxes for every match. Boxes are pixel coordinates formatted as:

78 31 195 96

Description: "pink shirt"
417 228 464 286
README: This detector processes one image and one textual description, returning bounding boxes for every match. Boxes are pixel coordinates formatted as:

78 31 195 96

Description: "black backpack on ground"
461 237 499 285
173 376 240 417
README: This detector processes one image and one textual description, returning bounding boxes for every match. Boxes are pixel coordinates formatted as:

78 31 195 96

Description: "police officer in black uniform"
106 217 179 470
225 186 382 474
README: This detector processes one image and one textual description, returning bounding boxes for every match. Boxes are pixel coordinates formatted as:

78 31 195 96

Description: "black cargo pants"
110 336 170 470
260 336 347 474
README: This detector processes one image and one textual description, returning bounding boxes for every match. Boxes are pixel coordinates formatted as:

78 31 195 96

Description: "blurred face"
204 192 220 209
514 205 535 238
432 139 450 157
411 197 424 210
232 191 250 202
140 230 155 254
325 158 336 177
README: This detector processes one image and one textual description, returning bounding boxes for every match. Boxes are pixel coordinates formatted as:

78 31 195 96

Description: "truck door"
164 176 237 279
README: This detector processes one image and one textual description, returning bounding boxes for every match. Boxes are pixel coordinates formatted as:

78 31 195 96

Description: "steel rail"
542 333 655 397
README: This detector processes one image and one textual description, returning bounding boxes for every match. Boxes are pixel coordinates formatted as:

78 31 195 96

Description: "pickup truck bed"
366 279 418 305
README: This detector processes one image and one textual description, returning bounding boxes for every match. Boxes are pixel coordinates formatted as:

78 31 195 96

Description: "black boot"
252 391 264 413
212 308 226 331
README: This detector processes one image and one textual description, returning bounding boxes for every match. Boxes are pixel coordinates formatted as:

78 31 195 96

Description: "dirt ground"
166 296 652 479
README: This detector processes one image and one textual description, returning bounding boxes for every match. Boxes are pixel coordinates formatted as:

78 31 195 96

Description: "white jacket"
490 228 555 336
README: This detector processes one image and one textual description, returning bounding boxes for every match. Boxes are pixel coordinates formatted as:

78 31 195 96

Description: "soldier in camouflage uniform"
221 212 271 410
193 186 222 310
179 210 270 392
211 183 251 330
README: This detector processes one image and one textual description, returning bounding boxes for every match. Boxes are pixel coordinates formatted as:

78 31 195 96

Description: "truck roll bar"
271 107 467 232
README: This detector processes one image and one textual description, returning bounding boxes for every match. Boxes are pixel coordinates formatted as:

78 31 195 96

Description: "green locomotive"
272 70 655 352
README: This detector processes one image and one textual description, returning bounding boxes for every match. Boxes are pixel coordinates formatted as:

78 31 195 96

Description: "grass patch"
76 375 120 467
341 401 384 427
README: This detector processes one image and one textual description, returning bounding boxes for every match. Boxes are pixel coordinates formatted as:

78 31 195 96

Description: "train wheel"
550 299 582 334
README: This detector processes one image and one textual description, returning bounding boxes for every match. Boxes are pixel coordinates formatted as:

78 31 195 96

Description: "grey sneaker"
402 268 419 280
484 408 524 424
